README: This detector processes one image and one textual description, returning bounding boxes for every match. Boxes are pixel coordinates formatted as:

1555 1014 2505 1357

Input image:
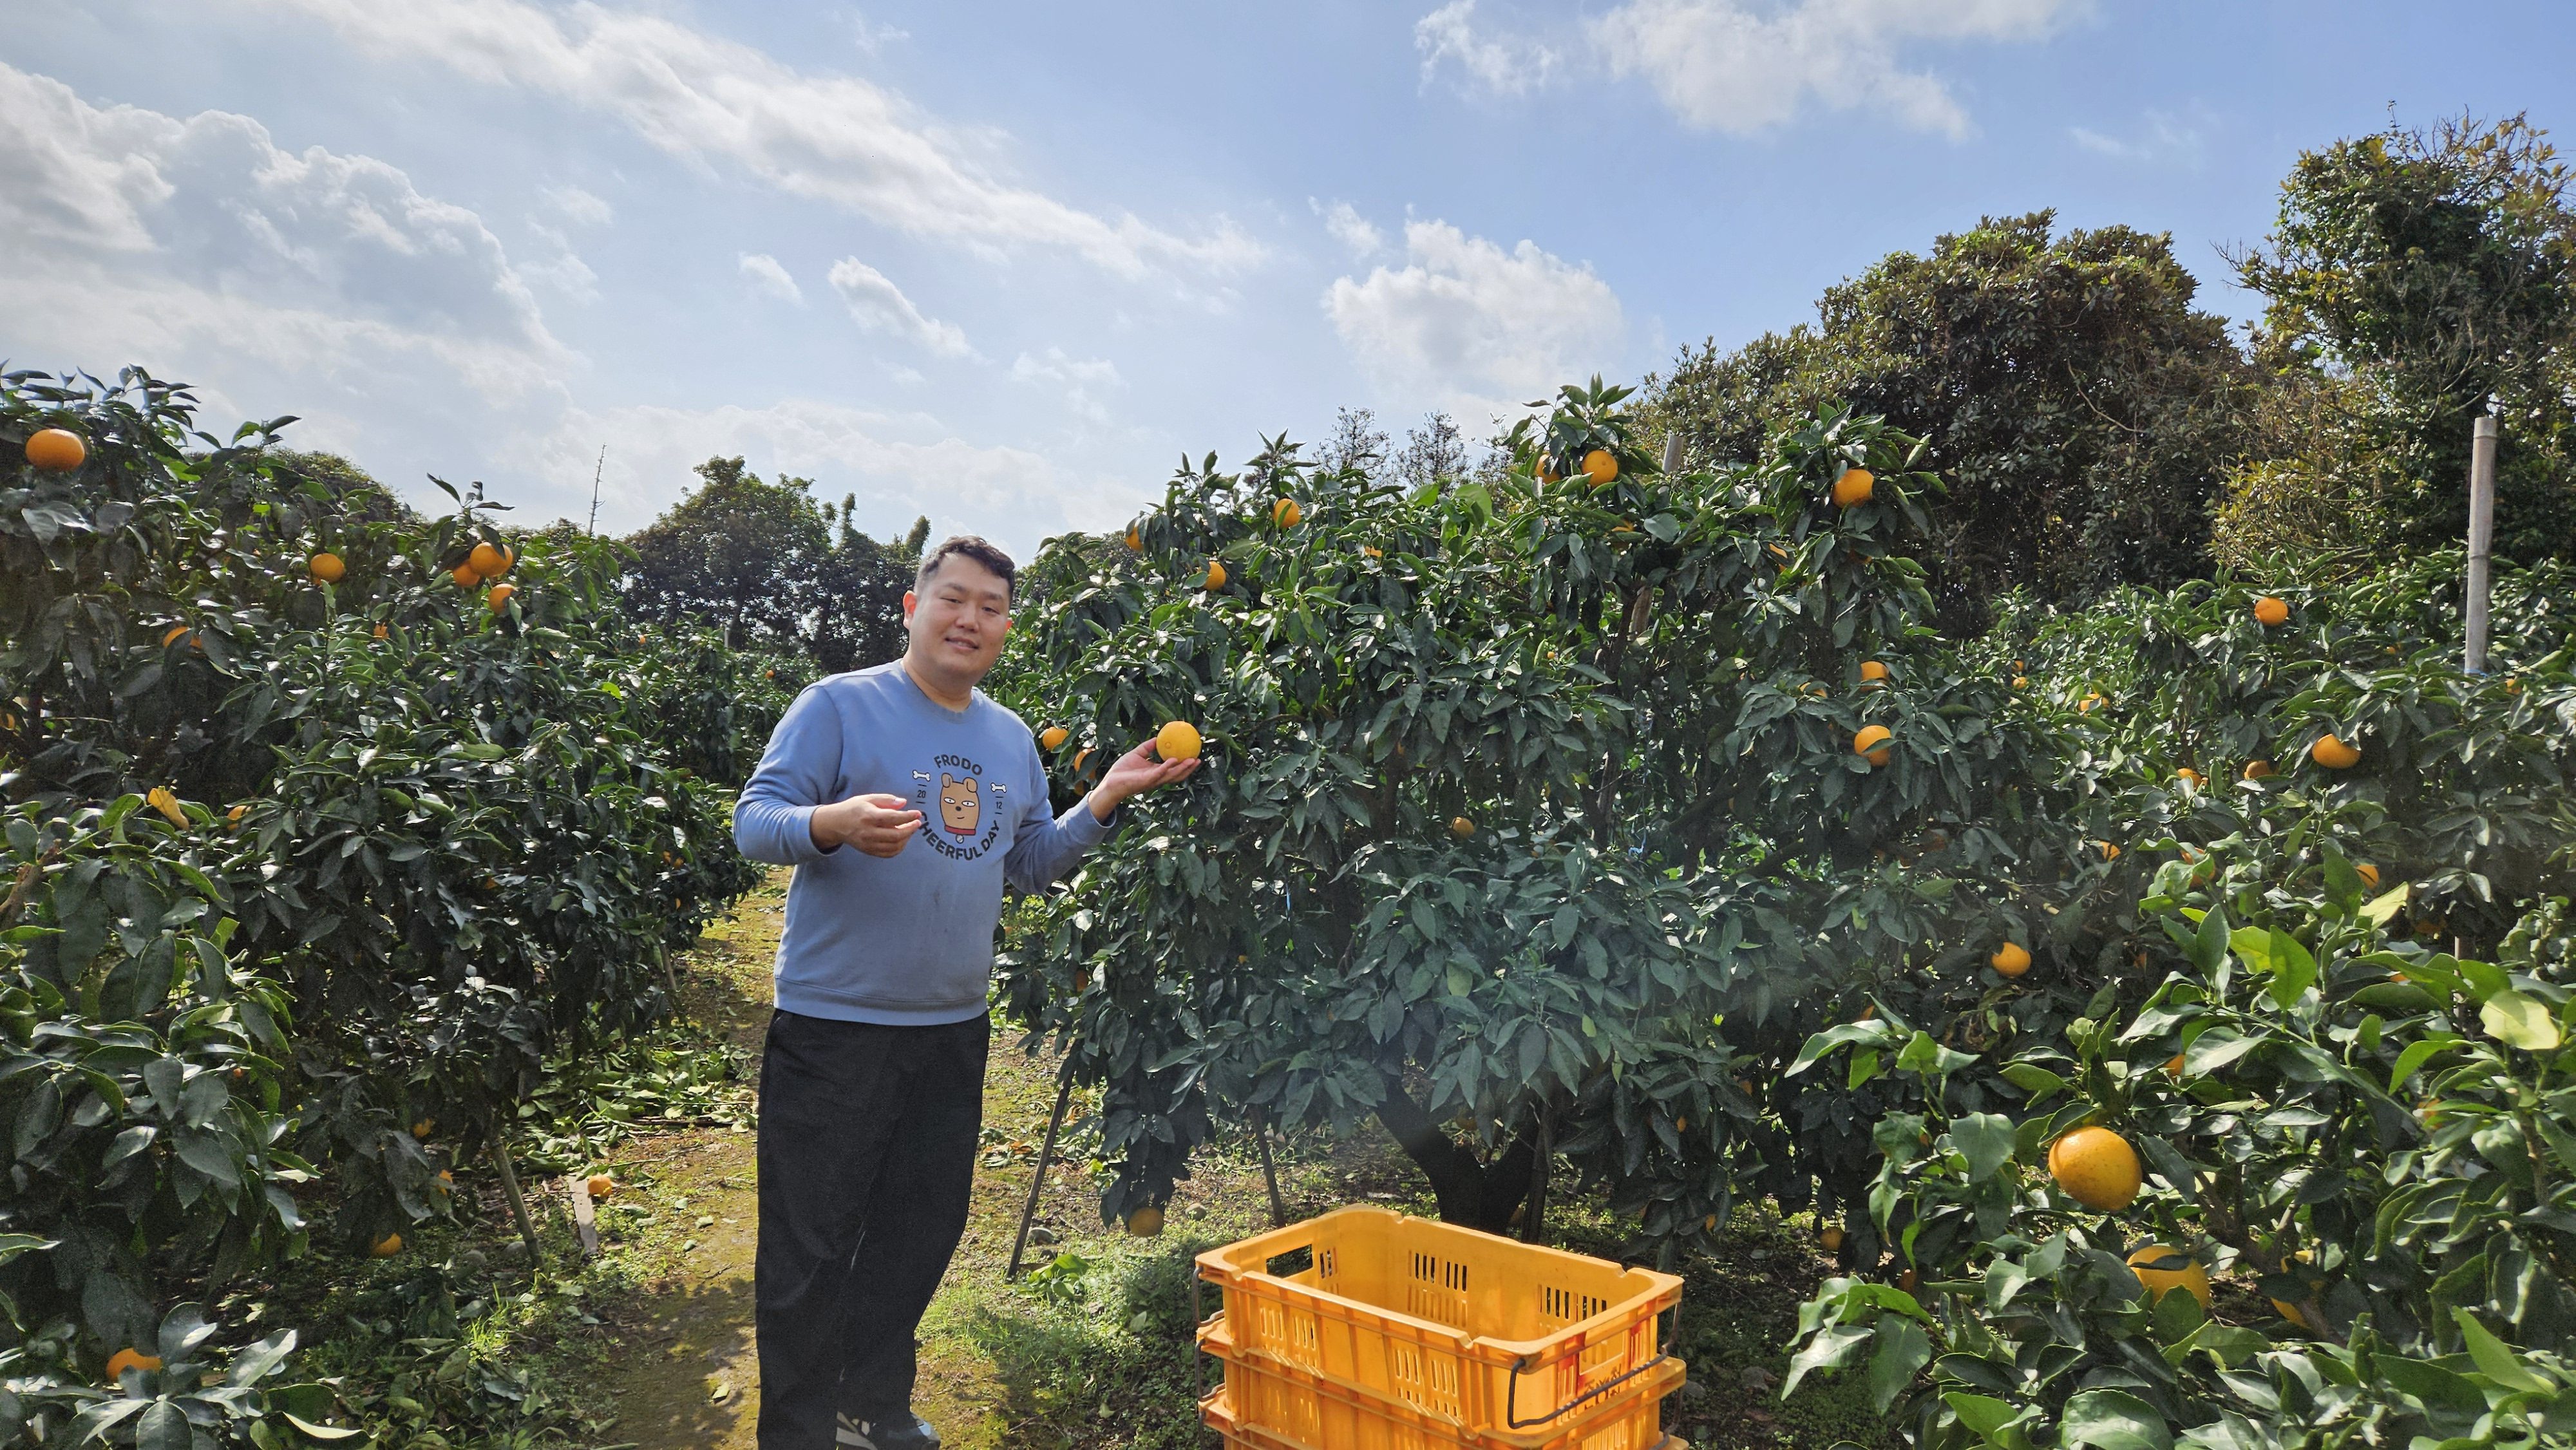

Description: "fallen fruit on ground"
371 1232 403 1257
587 1172 616 1200
1155 720 1202 761
2047 1125 2143 1210
1991 941 2031 977
2126 1245 2211 1307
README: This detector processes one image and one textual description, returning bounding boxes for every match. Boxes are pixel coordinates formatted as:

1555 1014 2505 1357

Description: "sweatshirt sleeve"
1003 746 1114 892
733 685 845 865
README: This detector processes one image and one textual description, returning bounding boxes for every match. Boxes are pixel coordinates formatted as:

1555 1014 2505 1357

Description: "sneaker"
835 1411 941 1449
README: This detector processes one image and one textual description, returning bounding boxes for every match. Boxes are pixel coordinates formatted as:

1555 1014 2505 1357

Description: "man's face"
903 554 1012 683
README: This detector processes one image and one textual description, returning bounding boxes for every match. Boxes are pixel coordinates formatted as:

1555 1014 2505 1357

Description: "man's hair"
914 534 1017 601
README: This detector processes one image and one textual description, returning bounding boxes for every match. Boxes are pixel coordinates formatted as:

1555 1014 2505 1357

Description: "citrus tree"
1 365 771 1426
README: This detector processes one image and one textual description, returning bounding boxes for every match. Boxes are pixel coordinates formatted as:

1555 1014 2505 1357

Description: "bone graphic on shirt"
938 773 982 835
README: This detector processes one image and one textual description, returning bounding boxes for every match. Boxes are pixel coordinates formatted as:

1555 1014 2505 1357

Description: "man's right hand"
810 792 925 858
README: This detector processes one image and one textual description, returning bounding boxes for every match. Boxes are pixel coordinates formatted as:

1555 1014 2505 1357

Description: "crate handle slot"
1503 1301 1680 1429
1265 1243 1315 1277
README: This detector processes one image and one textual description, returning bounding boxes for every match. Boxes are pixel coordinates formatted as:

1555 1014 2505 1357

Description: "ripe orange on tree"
24 427 86 471
1125 1206 1164 1238
2047 1125 2141 1211
486 583 516 612
2163 1053 2185 1080
2356 862 2381 889
372 623 388 639
450 563 479 588
308 551 345 583
1124 526 1141 551
1853 724 1893 766
2175 767 2202 788
1450 816 1475 840
2310 733 2362 769
2243 759 2274 780
1535 455 1558 484
1038 726 1069 750
1830 467 1875 507
2253 595 2290 626
1272 498 1303 527
2126 1245 2211 1307
469 541 513 578
104 1348 161 1380
1991 941 2031 977
412 1118 434 1138
1820 1225 1844 1252
1155 720 1202 761
1582 449 1618 486
1203 559 1227 590
1859 659 1889 686
2096 840 2122 861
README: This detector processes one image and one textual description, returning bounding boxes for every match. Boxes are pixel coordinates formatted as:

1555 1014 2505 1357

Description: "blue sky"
4 0 2570 559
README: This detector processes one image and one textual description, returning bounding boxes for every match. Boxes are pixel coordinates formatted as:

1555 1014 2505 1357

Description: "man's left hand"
1086 739 1200 822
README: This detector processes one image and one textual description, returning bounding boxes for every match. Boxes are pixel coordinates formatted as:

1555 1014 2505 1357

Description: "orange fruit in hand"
25 428 87 471
308 552 346 583
2253 596 2289 626
1273 498 1302 527
2310 733 2361 769
486 583 516 612
1155 720 1202 761
469 542 513 578
2047 1126 2142 1210
1853 724 1893 766
1204 559 1227 590
1991 941 2031 977
104 1348 162 1380
1039 726 1069 751
1582 449 1618 486
1831 467 1875 507
2127 1245 2211 1307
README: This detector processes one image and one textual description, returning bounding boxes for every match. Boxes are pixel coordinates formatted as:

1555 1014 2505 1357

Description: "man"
733 535 1193 1449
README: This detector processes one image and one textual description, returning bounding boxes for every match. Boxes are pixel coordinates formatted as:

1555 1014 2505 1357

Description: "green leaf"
2060 1389 2174 1450
1864 1315 1933 1414
2388 1033 2462 1093
1998 1062 2067 1102
1953 1113 2016 1183
137 1403 191 1450
2452 1308 2554 1393
283 1414 366 1441
2481 990 2562 1051
1944 1392 2037 1449
1780 1321 1872 1401
2362 883 2410 925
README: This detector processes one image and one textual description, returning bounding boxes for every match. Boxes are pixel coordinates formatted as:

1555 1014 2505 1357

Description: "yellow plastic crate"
1194 1207 1684 1445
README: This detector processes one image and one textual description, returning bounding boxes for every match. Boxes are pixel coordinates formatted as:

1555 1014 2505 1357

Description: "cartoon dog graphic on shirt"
938 773 981 836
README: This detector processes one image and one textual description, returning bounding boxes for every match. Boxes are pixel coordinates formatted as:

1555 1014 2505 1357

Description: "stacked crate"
1194 1206 1689 1450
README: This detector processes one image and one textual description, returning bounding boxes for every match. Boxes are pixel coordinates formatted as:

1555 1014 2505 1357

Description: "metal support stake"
1007 1075 1075 1279
2465 413 2499 674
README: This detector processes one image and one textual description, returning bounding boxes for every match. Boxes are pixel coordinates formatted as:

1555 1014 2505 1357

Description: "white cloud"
1415 0 1560 93
0 59 564 405
2069 106 2210 164
1009 347 1124 422
1311 198 1385 259
1421 0 2074 138
535 397 1128 556
828 257 971 357
247 0 1265 278
738 250 803 303
1323 219 1622 423
541 182 612 227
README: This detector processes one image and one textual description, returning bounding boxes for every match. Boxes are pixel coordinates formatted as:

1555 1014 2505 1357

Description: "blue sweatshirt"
731 662 1112 1025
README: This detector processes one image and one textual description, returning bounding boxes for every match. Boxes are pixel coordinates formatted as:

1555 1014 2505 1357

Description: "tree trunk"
1374 1077 1537 1232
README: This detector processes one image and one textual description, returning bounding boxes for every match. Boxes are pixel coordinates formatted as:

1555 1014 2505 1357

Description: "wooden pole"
1255 1112 1289 1229
2465 413 2499 674
1521 1110 1552 1245
490 1137 543 1265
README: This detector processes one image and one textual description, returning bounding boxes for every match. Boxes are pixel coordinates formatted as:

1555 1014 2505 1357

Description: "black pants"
755 1009 987 1448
